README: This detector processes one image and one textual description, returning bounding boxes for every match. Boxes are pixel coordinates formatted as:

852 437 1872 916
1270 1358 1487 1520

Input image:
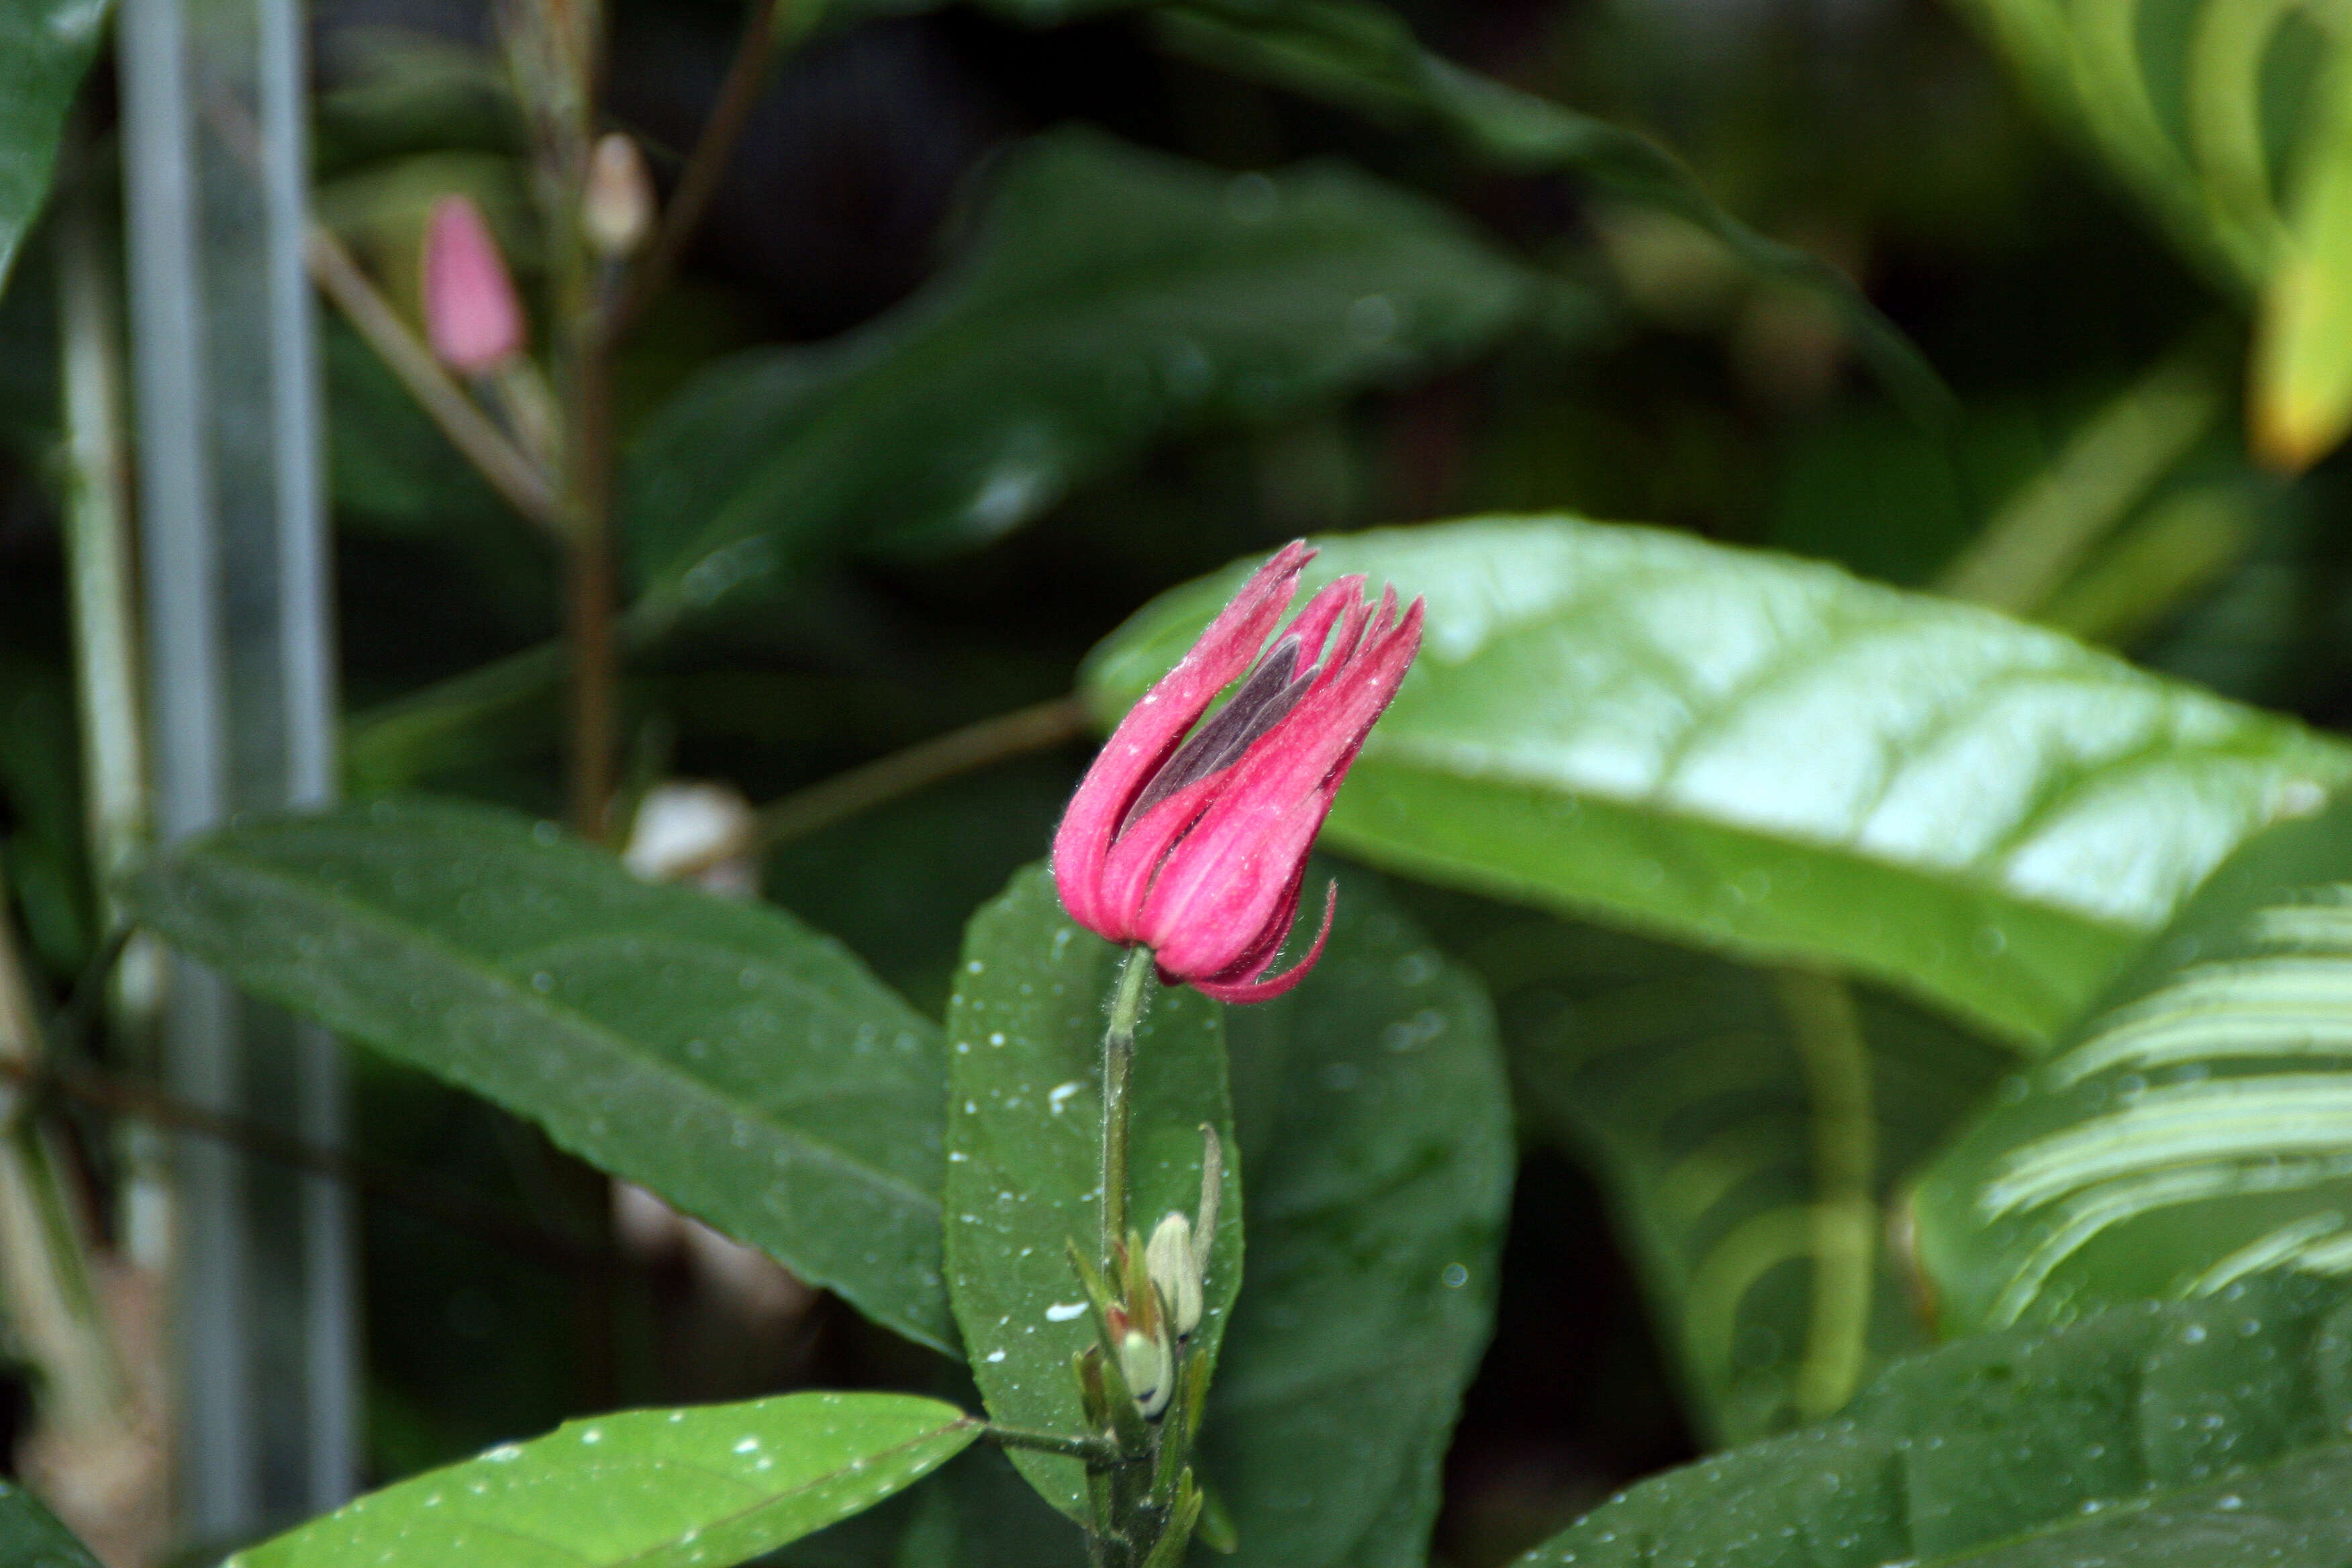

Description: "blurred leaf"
1914 788 2352 1334
1150 0 1955 433
1949 0 2306 286
2037 479 2263 648
0 659 92 976
0 1482 101 1568
763 1441 1093 1567
1084 520 2352 1046
1515 1271 2352 1568
127 796 957 1352
1212 867 1514 1567
891 1444 1093 1568
622 128 1532 616
230 1392 979 1568
1949 0 2352 464
1934 334 2228 614
1460 908 2007 1445
0 0 108 297
942 863 1238 1519
2253 46 2352 471
766 758 1079 1020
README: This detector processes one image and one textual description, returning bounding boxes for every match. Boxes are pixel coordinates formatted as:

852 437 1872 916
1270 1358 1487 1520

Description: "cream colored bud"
1117 1324 1173 1421
583 132 655 257
1146 1212 1203 1340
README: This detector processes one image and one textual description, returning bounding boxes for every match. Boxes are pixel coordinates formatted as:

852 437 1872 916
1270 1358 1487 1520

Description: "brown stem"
605 0 786 339
660 695 1091 880
562 340 619 840
1 1054 614 1279
304 226 563 538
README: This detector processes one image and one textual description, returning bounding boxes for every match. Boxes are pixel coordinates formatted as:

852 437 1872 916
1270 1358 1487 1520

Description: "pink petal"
1140 597 1421 979
1189 881 1338 1002
1275 575 1367 675
1052 542 1311 936
423 196 525 374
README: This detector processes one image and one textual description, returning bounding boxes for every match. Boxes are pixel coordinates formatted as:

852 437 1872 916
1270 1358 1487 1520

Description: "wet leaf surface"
129 797 956 1351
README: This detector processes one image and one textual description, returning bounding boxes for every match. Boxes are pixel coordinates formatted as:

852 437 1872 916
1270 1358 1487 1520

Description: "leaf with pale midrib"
1516 1272 2352 1567
622 128 1533 615
230 1393 979 1568
942 863 1240 1520
1210 866 1514 1567
1915 789 2352 1333
126 796 956 1352
1431 891 2008 1446
1083 518 2352 1046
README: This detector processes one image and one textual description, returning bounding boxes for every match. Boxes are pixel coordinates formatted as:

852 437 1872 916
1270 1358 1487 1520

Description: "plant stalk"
0 867 127 1440
605 0 789 338
304 224 562 538
1099 947 1155 1270
1773 967 1877 1420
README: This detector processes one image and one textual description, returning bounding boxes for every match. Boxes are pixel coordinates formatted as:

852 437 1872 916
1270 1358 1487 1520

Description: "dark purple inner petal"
1117 639 1309 836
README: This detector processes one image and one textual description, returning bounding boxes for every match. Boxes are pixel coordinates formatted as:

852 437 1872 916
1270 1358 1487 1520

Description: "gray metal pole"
116 0 360 1539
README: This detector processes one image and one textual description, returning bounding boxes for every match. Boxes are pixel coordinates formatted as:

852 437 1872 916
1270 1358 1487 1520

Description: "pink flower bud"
1052 542 1423 1002
422 195 524 375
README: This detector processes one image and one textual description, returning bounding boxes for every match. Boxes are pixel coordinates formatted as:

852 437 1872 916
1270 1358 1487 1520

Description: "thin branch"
605 0 786 338
305 224 565 540
3 1054 616 1280
984 1424 1122 1464
665 695 1093 881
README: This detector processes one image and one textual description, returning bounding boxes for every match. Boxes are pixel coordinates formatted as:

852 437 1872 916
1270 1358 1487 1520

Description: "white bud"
583 132 655 258
1117 1325 1173 1420
1146 1211 1203 1340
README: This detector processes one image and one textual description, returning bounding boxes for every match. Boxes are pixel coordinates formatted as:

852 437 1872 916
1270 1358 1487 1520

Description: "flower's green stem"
1100 947 1155 1271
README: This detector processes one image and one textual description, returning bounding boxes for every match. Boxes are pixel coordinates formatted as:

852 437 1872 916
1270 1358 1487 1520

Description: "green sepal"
1194 1478 1238 1555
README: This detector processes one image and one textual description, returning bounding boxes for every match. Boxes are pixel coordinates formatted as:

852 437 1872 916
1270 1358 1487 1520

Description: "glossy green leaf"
942 863 1240 1520
1083 519 2352 1046
1211 867 1514 1566
1517 1271 2352 1567
763 1442 1091 1568
1150 0 1954 432
230 1392 980 1568
0 1482 101 1568
126 796 957 1351
0 0 108 297
1435 895 2008 1446
1914 789 2352 1334
623 128 1531 616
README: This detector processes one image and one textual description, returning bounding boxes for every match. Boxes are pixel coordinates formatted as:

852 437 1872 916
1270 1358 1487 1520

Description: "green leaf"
942 863 1240 1520
1210 866 1514 1567
125 795 957 1352
2253 44 2352 471
0 0 108 297
1149 0 1955 433
229 1392 979 1568
1082 519 2352 1046
1948 0 2352 463
1516 1271 2352 1567
622 128 1531 615
0 1482 101 1568
1914 789 2352 1334
1444 899 2008 1444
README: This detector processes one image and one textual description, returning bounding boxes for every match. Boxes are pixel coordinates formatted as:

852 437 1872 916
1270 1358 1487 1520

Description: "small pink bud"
1052 543 1423 1003
422 195 525 375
